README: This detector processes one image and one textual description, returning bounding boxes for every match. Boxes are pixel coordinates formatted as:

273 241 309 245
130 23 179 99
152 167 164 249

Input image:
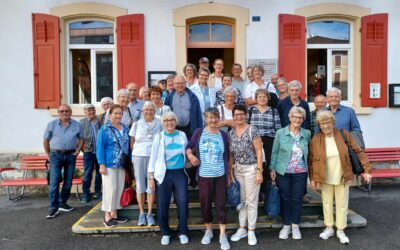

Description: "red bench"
362 147 400 192
0 155 84 201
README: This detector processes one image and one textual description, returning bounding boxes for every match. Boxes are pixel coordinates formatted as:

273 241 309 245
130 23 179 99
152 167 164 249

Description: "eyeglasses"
291 115 304 120
199 73 209 77
164 119 176 123
59 110 71 113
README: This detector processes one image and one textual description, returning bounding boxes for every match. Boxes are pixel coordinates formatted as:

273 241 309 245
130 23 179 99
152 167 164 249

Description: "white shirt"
244 81 277 100
129 118 163 156
214 77 222 91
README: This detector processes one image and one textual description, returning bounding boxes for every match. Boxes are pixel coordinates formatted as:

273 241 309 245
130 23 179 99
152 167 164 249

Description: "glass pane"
307 21 350 44
307 49 327 102
69 21 114 44
96 52 113 102
71 49 91 104
189 23 210 42
331 50 349 100
211 23 232 42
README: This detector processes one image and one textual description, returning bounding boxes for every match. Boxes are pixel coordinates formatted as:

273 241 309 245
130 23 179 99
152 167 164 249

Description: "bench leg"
7 185 25 202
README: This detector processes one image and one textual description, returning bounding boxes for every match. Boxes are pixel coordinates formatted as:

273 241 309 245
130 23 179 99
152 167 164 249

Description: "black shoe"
113 216 128 224
103 218 117 228
46 209 60 219
59 204 74 212
93 193 102 200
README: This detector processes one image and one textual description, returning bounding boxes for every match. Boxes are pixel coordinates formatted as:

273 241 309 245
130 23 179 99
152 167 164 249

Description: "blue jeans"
82 152 102 197
49 152 76 210
276 172 308 225
156 169 188 236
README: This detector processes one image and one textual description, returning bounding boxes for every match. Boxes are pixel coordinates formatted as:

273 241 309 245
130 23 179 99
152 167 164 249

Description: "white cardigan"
189 82 216 113
148 130 188 184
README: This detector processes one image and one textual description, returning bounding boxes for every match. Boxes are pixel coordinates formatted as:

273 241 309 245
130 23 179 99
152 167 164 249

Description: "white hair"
161 111 179 125
117 88 129 97
100 97 113 104
288 106 306 120
288 80 302 90
143 100 157 111
326 87 342 96
223 86 238 98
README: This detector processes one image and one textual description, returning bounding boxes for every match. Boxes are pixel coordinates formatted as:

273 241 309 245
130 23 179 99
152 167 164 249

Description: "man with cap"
80 104 102 202
43 104 84 219
199 57 210 70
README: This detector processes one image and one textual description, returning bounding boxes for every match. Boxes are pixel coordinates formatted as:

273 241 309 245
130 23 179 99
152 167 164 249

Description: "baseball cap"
84 104 95 110
199 57 209 63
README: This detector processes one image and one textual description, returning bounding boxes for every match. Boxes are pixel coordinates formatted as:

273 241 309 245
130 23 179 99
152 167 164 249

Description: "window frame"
66 18 117 105
186 19 235 48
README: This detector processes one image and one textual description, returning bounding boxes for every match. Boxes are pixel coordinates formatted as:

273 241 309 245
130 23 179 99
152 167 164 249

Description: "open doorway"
187 48 234 74
307 49 327 102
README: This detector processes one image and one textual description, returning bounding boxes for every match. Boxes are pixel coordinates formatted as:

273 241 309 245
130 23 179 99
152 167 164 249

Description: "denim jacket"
96 122 130 168
270 126 311 175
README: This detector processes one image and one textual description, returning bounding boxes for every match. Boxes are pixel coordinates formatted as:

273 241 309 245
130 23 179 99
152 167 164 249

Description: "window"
68 20 115 104
187 19 234 48
306 20 352 102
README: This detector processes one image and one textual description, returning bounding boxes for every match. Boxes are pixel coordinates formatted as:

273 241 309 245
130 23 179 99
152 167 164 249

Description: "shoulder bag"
340 129 364 175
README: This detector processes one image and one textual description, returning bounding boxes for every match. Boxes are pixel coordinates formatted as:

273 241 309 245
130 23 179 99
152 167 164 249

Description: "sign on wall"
247 59 278 82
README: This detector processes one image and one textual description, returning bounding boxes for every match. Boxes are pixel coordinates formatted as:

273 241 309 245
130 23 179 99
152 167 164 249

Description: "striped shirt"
164 131 185 170
199 130 225 177
249 106 281 137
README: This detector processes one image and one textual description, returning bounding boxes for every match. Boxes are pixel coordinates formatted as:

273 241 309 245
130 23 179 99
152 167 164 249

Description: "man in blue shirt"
43 104 84 219
276 80 311 129
127 82 144 121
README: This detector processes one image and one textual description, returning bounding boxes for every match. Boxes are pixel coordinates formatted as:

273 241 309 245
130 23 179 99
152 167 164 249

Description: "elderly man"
199 57 210 70
127 82 144 122
99 97 113 125
276 80 311 128
189 67 216 115
139 86 150 101
164 75 203 139
80 104 102 203
208 58 224 91
231 63 246 92
270 73 280 93
310 95 327 136
43 104 84 219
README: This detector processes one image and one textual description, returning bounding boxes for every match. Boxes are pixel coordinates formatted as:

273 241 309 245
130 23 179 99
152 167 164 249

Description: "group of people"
43 57 372 249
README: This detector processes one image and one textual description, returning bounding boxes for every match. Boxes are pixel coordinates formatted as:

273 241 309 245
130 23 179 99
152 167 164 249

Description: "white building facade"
0 0 399 153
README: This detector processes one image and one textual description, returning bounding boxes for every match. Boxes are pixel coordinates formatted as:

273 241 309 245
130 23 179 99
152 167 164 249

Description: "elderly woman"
229 105 263 246
105 89 134 128
149 85 171 119
99 97 113 125
184 63 198 87
215 74 244 107
277 77 289 100
139 86 150 101
162 74 175 102
248 89 281 192
216 86 237 132
148 111 189 245
270 106 311 240
129 101 163 226
96 105 130 228
308 110 371 244
186 107 231 250
244 64 277 106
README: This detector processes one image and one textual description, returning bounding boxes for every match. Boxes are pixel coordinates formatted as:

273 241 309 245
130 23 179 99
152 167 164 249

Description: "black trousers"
261 136 274 192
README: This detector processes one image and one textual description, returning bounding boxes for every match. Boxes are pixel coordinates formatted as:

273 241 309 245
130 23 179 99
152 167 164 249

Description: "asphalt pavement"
0 183 399 250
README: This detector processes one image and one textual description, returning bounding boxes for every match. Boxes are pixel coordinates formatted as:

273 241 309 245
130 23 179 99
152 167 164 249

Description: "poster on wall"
247 59 278 82
370 83 381 99
148 71 176 87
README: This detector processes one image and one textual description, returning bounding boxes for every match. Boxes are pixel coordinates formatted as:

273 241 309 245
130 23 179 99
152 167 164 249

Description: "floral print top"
229 125 260 164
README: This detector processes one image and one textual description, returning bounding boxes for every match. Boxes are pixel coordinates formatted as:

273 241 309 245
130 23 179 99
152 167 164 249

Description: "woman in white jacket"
148 111 189 246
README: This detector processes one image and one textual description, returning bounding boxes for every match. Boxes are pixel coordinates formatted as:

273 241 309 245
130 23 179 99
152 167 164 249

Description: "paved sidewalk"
0 184 399 249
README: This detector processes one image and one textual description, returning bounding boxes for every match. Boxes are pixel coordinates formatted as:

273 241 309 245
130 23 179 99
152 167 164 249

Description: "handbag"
110 128 133 177
120 170 136 206
264 183 281 218
227 179 241 209
340 130 364 175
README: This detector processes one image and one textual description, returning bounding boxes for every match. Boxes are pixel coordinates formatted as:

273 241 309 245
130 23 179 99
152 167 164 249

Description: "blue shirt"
199 130 225 177
96 122 130 168
314 105 361 134
43 119 84 150
128 99 144 121
276 96 311 129
164 131 185 170
200 86 211 110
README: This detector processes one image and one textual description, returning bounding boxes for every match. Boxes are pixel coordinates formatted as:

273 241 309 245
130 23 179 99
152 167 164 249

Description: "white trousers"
234 163 260 230
101 168 125 212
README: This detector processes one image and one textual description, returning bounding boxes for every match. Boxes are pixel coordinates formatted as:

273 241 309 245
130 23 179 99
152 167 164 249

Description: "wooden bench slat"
0 178 82 187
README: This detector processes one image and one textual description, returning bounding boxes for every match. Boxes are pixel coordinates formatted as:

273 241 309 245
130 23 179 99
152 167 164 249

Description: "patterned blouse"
229 125 260 164
214 88 245 107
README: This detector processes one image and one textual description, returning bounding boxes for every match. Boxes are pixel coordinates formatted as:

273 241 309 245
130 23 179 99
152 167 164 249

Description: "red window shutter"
361 13 388 107
32 13 60 109
279 14 306 99
116 14 145 89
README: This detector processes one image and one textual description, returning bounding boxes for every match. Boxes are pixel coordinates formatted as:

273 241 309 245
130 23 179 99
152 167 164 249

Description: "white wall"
0 0 399 153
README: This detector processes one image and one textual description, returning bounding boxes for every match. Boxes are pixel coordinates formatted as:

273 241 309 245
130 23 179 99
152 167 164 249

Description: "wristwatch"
256 167 263 172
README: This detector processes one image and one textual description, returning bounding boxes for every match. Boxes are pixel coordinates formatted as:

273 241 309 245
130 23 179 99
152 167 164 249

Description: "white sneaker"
219 234 231 250
201 229 213 245
319 227 335 240
336 230 350 244
279 225 291 239
178 234 189 244
161 235 170 245
230 228 247 241
292 224 302 240
248 230 257 245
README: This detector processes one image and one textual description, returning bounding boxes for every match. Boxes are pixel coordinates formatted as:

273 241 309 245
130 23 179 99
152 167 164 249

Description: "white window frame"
307 19 353 104
66 19 116 105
